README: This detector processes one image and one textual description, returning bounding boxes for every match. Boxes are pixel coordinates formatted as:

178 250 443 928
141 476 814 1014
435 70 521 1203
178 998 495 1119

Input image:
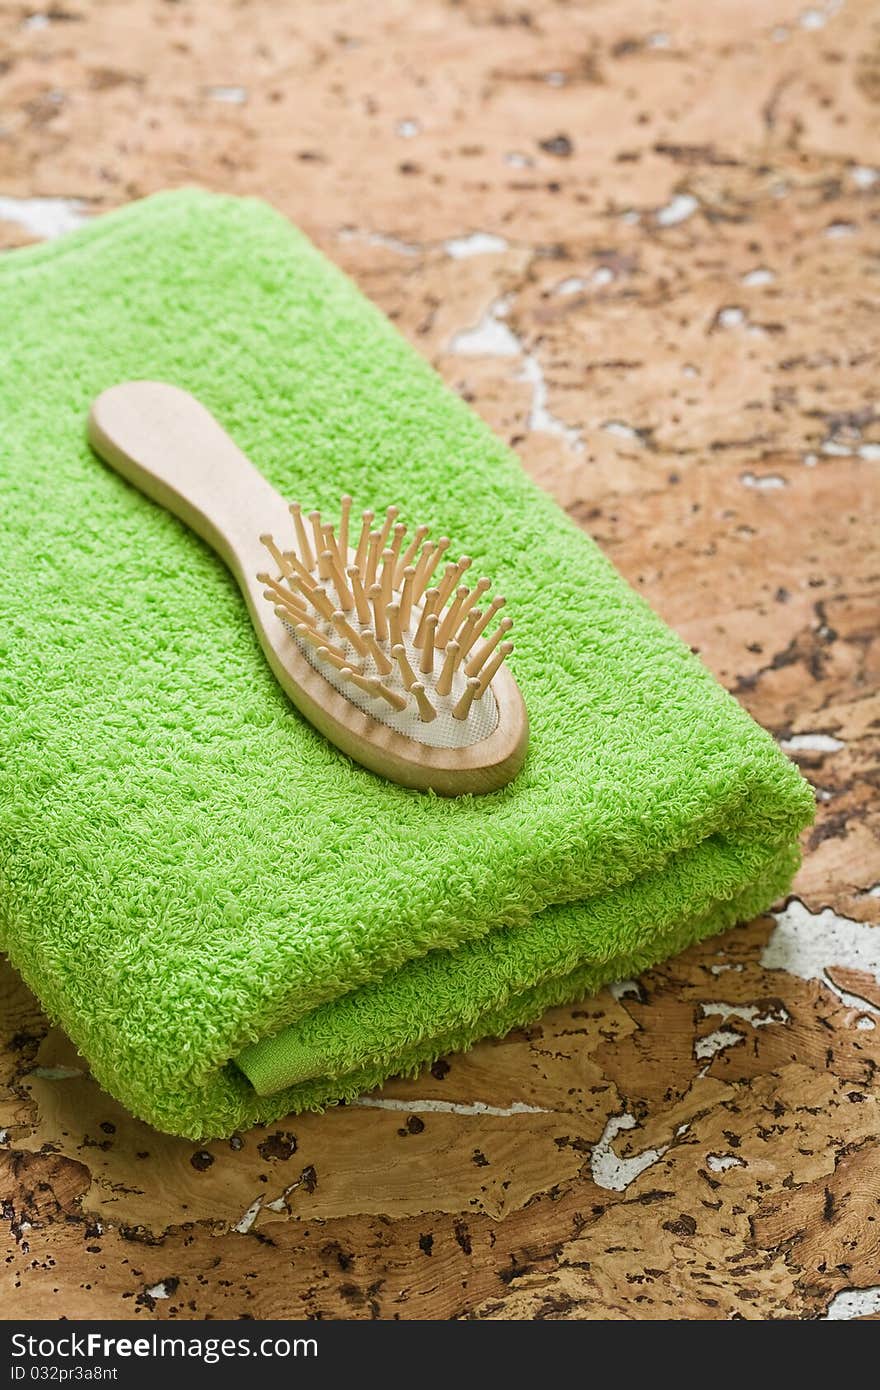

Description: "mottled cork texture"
0 0 878 1321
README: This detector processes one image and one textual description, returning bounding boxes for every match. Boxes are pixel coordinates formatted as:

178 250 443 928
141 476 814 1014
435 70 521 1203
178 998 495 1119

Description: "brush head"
259 498 516 751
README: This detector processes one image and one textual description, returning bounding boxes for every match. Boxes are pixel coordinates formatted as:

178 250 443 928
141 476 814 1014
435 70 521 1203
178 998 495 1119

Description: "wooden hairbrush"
87 382 528 794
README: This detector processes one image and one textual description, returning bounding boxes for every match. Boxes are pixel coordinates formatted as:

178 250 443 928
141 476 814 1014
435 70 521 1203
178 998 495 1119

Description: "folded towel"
0 191 813 1138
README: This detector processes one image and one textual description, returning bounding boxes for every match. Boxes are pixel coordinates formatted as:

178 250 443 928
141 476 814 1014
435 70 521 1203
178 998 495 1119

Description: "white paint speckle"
443 231 508 259
504 151 532 168
821 439 855 456
22 12 51 29
852 165 879 189
354 1096 547 1118
519 354 584 453
610 978 641 1001
856 1016 876 1031
763 900 880 1012
233 1196 264 1234
602 420 645 443
803 452 818 467
656 193 698 227
557 266 613 294
825 221 856 238
780 732 845 753
621 209 641 225
0 1129 9 1146
706 1153 745 1173
450 306 520 357
741 471 786 490
823 1287 880 1320
859 443 880 461
647 31 670 49
682 363 699 378
695 1028 744 1061
591 1112 670 1192
742 267 776 287
338 226 420 257
145 1281 172 1300
395 118 420 138
0 195 90 240
701 1001 789 1027
800 8 827 28
205 85 247 104
718 305 746 329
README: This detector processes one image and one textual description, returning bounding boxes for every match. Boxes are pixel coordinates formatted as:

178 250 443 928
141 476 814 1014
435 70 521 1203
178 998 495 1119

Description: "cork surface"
1 0 878 1321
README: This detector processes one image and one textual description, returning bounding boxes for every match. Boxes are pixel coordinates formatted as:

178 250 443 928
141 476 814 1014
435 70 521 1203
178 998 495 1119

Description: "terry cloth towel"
0 191 813 1138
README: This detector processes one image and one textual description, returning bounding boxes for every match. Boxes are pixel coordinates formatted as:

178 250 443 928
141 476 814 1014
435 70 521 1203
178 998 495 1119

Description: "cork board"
0 0 878 1321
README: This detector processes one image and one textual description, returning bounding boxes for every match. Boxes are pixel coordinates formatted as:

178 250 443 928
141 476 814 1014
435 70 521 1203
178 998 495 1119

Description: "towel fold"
0 191 813 1137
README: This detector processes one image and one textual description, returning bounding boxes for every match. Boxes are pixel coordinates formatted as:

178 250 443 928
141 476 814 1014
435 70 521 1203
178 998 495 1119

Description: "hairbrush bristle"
258 496 514 730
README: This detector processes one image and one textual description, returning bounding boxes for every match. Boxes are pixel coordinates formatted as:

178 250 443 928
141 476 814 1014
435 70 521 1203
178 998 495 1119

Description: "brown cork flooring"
1 0 878 1321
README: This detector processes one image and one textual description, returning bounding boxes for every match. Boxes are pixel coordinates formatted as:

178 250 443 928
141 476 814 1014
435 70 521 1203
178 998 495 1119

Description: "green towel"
0 190 813 1138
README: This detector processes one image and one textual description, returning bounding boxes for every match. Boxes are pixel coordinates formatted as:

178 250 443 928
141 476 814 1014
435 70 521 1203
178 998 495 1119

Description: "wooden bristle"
258 572 306 613
455 609 482 659
340 665 374 695
288 504 315 572
369 583 388 641
365 531 382 589
327 551 354 612
396 524 429 587
387 601 404 653
476 641 513 696
452 676 482 722
377 505 399 553
265 590 307 623
433 561 458 611
399 565 416 631
281 550 318 590
339 495 352 556
364 631 393 677
380 548 395 609
296 624 347 664
436 556 472 609
347 565 372 625
299 581 336 624
370 677 407 712
411 545 435 602
411 682 437 723
465 616 513 677
413 588 440 648
355 510 374 572
468 595 506 648
316 644 357 674
436 640 461 697
260 533 293 578
456 577 491 630
309 512 328 576
419 613 438 675
392 644 417 692
321 523 342 571
332 610 370 658
437 586 469 648
414 538 450 602
389 522 407 566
